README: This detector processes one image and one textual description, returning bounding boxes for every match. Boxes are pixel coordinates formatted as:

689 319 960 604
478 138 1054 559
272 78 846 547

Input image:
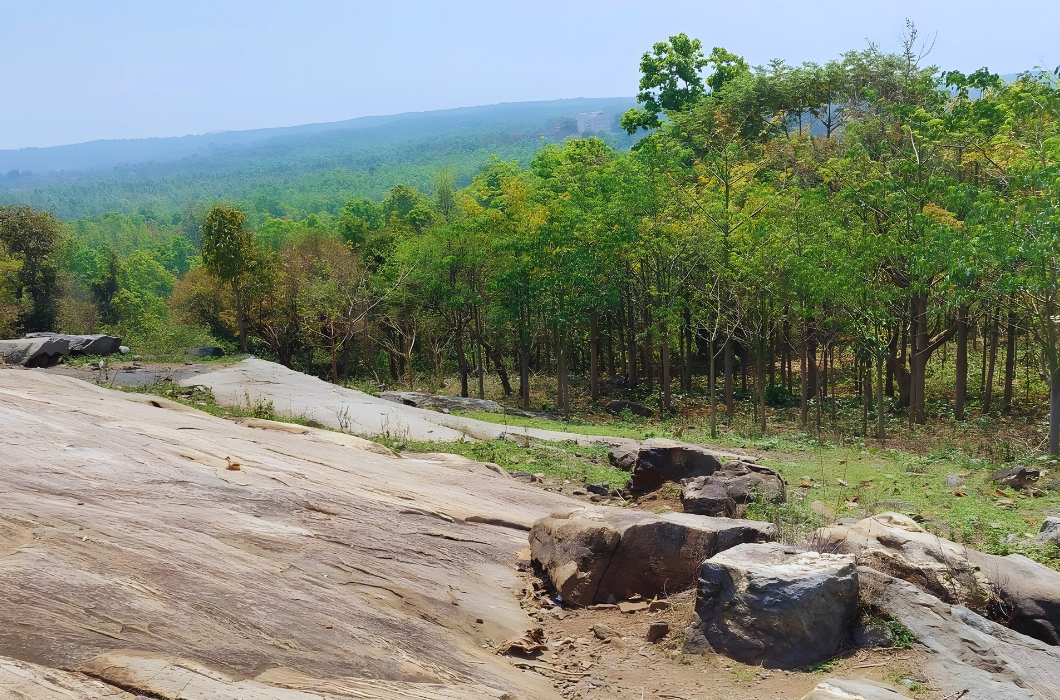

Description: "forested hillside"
0 98 637 220
2 31 1060 457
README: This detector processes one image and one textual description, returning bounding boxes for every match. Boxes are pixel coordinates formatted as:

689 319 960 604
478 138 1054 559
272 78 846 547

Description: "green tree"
0 205 64 332
201 205 256 351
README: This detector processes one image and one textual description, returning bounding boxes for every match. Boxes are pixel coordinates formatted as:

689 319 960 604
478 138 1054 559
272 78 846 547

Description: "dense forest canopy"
3 29 1060 454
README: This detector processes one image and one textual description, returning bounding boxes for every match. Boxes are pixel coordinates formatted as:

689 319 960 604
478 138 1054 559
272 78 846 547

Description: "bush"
765 384 797 408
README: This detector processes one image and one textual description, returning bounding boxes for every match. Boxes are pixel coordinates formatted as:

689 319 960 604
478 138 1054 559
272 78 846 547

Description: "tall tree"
201 205 256 352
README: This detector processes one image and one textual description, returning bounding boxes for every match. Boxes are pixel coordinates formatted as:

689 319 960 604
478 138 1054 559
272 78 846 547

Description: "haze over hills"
0 97 638 220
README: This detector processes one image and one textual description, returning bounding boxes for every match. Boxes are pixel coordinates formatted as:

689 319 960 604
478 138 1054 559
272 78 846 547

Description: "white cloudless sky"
2 0 1057 149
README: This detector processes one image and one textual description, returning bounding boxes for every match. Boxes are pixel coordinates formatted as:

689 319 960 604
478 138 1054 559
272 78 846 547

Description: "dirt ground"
507 570 929 700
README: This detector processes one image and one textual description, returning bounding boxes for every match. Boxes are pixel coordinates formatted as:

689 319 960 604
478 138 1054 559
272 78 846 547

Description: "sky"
2 0 1058 150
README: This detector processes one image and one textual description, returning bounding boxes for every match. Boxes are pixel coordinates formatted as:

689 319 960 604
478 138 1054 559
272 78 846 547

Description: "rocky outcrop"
1038 517 1060 546
818 512 1060 646
965 549 1060 646
685 543 858 668
992 465 1041 490
859 566 1060 700
25 332 122 355
608 438 724 492
529 506 775 606
815 513 994 612
682 463 786 517
0 336 70 367
381 390 505 414
799 678 908 699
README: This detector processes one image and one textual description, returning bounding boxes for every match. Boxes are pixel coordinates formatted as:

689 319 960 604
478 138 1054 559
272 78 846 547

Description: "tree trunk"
329 328 339 385
800 329 809 426
456 326 469 398
983 314 999 414
661 324 671 413
606 315 616 379
589 308 600 401
955 304 969 420
233 283 247 353
626 296 637 388
480 338 512 396
1051 365 1060 456
682 306 693 391
758 336 766 434
709 337 717 439
1003 312 1016 414
519 307 530 409
724 337 734 417
876 354 885 442
556 327 569 418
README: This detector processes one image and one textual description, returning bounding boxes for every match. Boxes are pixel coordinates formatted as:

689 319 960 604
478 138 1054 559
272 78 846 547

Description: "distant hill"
0 98 638 220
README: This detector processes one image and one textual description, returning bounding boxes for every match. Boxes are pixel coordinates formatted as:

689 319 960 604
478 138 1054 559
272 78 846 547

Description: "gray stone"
529 506 775 607
799 678 908 699
25 333 121 356
185 346 225 357
946 474 966 488
592 623 619 640
682 463 786 517
604 400 654 418
608 438 725 492
859 567 1060 700
852 623 893 647
646 621 669 643
380 391 506 415
685 543 858 668
0 337 70 367
819 513 1060 647
1036 516 1060 546
991 465 1040 489
965 549 1060 646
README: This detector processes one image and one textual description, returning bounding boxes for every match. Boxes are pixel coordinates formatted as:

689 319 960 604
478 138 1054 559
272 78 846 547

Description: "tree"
621 33 708 133
201 205 256 352
0 205 64 332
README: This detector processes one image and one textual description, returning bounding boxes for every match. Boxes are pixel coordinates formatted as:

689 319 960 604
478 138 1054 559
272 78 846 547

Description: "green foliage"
0 204 64 331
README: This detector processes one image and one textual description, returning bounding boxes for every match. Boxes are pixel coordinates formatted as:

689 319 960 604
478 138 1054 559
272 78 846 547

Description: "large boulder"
682 462 786 517
380 391 505 415
818 512 1060 646
859 567 1060 700
992 465 1040 490
0 337 70 367
604 400 654 418
608 438 726 492
815 513 994 613
685 543 858 668
24 332 121 356
964 549 1060 646
529 506 775 606
799 678 908 700
185 346 225 357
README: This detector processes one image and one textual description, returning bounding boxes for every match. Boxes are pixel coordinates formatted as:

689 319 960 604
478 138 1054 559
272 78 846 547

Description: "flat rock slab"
0 369 570 699
0 336 70 367
686 543 858 668
185 358 631 446
859 567 1060 700
965 549 1060 646
682 463 786 517
529 506 775 606
381 391 505 414
799 678 909 699
0 653 135 699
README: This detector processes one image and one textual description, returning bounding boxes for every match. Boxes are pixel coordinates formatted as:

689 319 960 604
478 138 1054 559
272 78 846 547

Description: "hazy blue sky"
2 0 1057 149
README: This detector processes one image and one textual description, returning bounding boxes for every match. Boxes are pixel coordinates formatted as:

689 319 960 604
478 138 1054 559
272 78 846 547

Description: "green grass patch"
396 436 631 489
450 409 667 440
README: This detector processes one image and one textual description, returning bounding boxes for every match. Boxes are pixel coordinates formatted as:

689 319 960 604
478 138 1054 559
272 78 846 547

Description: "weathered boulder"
608 438 726 492
964 549 1060 646
852 622 893 647
0 337 70 367
815 513 993 612
380 391 505 415
529 506 775 606
818 513 1060 646
1037 516 1060 546
24 332 121 355
604 399 654 418
685 543 858 668
682 463 786 517
992 465 1040 489
185 346 225 357
799 678 908 700
859 566 1060 700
